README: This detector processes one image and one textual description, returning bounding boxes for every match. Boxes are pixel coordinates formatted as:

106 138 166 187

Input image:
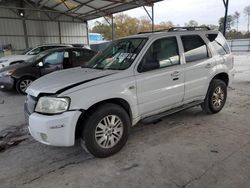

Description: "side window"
44 52 64 65
206 33 230 55
181 35 209 62
72 50 95 63
138 37 180 72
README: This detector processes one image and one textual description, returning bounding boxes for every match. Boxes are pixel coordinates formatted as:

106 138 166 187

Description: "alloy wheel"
212 86 225 109
95 115 124 149
19 79 32 93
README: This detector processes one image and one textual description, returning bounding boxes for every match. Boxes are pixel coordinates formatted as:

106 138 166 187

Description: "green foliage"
90 13 173 40
90 11 250 41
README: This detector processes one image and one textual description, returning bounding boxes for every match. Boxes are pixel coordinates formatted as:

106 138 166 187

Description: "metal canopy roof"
25 0 163 21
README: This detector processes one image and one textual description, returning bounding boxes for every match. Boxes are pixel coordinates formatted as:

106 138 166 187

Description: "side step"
141 100 203 124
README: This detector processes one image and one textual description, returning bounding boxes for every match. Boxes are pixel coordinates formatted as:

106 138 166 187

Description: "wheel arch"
75 98 132 139
211 72 229 86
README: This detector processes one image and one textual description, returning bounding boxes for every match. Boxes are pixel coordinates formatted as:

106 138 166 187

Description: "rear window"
206 33 230 55
181 35 209 62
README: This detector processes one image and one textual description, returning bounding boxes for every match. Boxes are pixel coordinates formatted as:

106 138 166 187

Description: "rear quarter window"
181 35 210 62
206 33 230 55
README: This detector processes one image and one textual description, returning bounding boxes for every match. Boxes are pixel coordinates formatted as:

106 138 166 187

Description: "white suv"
25 27 235 158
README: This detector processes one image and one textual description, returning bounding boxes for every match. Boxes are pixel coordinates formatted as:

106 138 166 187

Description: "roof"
27 0 163 21
125 27 220 39
45 46 94 52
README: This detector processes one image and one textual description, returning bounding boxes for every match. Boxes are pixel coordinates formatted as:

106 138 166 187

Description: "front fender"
65 76 140 124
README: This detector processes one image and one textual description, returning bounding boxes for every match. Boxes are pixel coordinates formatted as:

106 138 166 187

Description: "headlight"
35 96 70 114
2 69 15 76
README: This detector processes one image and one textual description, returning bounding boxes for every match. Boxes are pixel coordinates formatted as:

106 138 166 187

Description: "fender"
63 76 140 125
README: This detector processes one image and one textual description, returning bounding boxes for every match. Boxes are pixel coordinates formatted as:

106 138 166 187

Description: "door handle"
171 71 180 77
205 63 212 68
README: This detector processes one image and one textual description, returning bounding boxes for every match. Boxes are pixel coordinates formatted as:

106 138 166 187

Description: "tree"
155 21 174 30
244 5 250 32
200 24 219 30
90 14 174 40
218 15 234 33
184 20 198 27
233 11 240 32
91 20 112 40
137 16 152 33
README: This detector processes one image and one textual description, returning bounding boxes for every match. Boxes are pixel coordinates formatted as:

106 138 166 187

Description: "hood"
0 61 30 73
26 68 118 97
0 62 30 73
0 55 33 62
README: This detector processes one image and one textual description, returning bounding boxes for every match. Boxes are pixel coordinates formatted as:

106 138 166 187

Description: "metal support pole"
86 21 90 45
223 0 229 36
22 18 29 48
111 14 115 41
248 14 250 33
58 21 62 44
143 4 154 32
152 4 154 32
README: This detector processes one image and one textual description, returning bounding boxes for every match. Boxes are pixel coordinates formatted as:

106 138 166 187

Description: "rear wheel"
16 77 34 94
201 79 227 114
82 103 131 158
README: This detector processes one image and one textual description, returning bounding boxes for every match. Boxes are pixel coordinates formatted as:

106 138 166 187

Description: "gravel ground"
0 53 249 188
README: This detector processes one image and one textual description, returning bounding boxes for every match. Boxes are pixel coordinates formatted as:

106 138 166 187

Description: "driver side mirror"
37 62 43 67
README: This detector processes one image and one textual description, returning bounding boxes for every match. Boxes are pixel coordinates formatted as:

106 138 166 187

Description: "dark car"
0 47 96 94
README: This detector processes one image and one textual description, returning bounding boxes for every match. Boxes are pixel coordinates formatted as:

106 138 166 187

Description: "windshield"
83 38 147 70
25 51 48 63
20 47 33 55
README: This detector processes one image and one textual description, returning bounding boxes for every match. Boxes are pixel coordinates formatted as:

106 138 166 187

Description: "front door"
40 51 64 76
135 36 185 117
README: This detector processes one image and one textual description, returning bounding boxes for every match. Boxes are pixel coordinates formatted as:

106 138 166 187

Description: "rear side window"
181 35 209 62
72 49 95 61
71 49 96 66
206 33 230 55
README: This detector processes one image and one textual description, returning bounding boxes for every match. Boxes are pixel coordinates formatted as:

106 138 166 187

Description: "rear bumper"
0 76 14 90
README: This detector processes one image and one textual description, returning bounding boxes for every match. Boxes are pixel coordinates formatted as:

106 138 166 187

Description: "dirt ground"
0 53 250 188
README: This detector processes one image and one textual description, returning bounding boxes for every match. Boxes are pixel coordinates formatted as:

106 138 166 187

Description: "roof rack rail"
168 26 211 31
137 29 170 34
137 26 211 34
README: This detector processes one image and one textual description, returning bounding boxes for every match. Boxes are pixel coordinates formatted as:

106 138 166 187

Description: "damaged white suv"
25 27 235 157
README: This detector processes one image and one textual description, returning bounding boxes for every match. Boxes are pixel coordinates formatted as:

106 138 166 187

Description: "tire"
16 77 34 94
82 103 131 158
201 79 227 114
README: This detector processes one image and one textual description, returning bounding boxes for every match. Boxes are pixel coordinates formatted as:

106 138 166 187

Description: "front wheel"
201 79 227 114
82 103 131 158
16 77 34 94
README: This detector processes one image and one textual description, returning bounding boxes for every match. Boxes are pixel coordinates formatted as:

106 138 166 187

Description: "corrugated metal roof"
28 0 163 21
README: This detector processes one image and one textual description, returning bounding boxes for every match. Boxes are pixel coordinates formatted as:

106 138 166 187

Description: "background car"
0 44 73 69
0 47 96 94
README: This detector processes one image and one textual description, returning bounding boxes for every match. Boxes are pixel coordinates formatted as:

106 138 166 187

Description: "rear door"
180 34 215 101
135 36 185 117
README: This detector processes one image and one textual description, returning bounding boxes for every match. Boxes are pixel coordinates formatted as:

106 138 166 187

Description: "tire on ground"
82 103 131 158
16 77 34 95
201 79 227 114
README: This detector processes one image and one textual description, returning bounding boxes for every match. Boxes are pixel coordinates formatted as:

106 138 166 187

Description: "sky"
89 0 250 31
